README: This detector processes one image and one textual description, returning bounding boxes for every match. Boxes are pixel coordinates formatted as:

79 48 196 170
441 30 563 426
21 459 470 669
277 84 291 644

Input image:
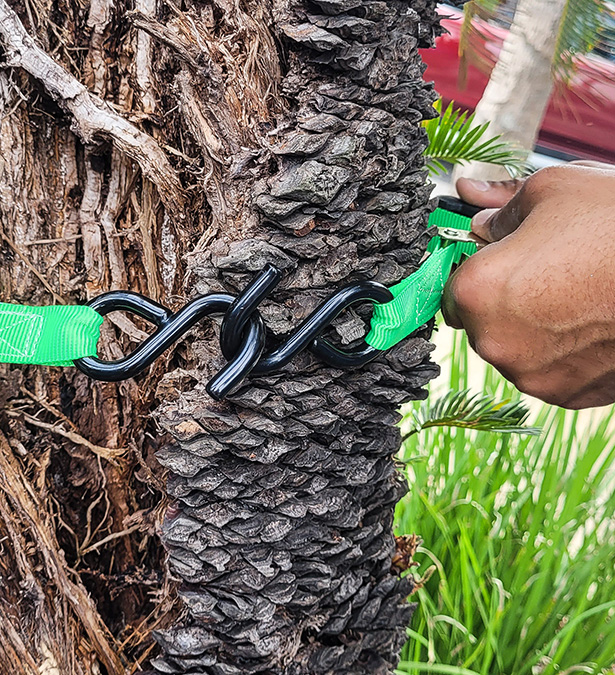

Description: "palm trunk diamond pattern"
151 1 441 673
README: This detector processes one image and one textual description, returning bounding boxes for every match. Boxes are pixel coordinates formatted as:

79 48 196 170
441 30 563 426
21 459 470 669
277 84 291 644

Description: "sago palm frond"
402 388 542 439
423 100 530 176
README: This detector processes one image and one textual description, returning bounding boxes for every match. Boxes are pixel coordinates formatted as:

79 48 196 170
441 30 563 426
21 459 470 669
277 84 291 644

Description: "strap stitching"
0 310 44 358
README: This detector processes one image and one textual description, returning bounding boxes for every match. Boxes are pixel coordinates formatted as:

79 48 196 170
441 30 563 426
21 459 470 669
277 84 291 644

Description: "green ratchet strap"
0 303 103 366
0 205 474 370
365 206 476 351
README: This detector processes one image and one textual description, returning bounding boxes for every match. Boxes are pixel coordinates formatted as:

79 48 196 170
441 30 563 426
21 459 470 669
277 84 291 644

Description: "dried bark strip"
0 431 124 674
0 0 186 220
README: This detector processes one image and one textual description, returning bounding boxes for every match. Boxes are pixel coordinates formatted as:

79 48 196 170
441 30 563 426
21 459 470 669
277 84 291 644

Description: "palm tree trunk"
453 0 566 181
0 0 440 673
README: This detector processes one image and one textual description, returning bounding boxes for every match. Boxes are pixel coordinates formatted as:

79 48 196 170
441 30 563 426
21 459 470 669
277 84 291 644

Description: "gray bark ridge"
153 1 441 674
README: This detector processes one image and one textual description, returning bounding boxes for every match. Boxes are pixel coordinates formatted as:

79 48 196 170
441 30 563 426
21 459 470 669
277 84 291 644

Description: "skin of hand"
442 165 615 409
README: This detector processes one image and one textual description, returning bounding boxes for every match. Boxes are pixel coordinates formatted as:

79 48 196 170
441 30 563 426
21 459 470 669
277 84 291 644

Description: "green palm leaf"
402 388 542 439
423 100 530 176
553 0 611 83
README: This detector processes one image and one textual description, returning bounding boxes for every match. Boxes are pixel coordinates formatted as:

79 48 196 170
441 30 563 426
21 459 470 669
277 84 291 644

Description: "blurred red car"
420 4 615 162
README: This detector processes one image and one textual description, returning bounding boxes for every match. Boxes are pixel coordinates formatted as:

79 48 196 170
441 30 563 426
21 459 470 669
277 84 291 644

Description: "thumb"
470 180 534 243
456 177 524 208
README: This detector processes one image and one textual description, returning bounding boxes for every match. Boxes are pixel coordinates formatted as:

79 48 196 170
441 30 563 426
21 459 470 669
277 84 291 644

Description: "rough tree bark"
0 0 441 673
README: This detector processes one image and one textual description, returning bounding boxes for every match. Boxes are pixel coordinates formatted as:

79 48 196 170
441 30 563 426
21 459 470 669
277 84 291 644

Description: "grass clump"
395 331 615 675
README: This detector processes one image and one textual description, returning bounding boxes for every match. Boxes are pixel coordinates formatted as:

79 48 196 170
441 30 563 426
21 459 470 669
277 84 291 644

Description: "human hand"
442 165 615 409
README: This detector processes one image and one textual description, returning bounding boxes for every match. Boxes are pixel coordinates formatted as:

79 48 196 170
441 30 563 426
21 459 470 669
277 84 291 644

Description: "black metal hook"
219 264 283 359
75 265 394 400
212 268 392 396
73 291 266 397
308 281 393 368
244 280 393 374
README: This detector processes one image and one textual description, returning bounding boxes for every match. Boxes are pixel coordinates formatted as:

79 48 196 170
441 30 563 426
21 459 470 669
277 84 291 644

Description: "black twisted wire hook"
74 264 393 400
241 281 392 374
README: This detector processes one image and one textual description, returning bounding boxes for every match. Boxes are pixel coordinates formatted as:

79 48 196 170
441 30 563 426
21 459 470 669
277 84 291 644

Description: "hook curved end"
310 337 384 369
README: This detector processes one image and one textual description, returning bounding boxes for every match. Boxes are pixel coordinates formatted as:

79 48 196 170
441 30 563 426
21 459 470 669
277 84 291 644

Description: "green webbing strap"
0 303 103 366
0 207 474 369
366 207 476 351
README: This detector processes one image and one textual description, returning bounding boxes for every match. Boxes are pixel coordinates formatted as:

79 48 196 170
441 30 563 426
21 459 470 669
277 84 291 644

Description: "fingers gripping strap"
365 207 474 351
0 304 103 366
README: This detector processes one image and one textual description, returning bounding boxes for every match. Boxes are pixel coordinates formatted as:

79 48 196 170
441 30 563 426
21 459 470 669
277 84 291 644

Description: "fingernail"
471 209 495 227
471 208 499 242
467 180 492 192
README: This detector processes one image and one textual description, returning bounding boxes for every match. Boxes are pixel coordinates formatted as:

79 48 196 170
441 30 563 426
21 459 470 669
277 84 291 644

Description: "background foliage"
460 0 613 85
395 329 615 675
423 100 529 177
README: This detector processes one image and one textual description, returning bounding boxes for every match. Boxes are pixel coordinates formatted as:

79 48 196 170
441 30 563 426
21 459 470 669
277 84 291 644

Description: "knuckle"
513 373 560 405
522 165 568 201
447 273 479 321
448 255 502 319
473 337 509 370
